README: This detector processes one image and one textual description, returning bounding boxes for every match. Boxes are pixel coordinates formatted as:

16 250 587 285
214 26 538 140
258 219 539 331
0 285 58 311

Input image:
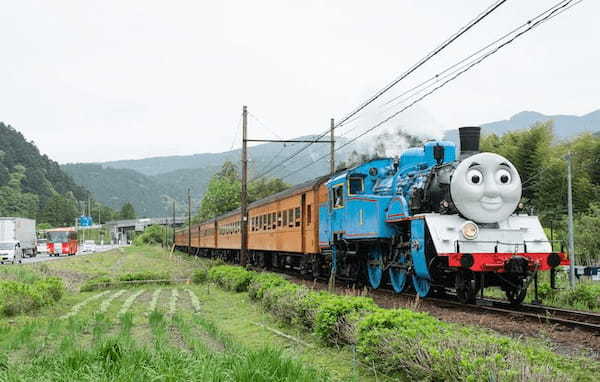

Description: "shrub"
313 295 376 345
34 277 65 302
262 283 309 326
556 282 600 310
118 271 170 284
208 266 253 292
0 277 66 316
248 273 288 300
80 276 113 292
192 269 208 284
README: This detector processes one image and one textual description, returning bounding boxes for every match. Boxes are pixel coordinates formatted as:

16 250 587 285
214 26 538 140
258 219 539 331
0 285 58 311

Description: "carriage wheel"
455 271 479 304
505 281 527 305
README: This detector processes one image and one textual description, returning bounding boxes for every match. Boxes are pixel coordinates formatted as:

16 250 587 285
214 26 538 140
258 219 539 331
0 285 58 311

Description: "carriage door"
301 193 306 253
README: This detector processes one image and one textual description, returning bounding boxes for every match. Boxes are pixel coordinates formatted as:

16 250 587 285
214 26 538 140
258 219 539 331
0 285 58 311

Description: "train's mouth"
480 196 502 211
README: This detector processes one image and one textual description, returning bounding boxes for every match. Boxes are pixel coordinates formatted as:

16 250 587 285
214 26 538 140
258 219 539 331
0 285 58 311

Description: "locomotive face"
450 152 521 223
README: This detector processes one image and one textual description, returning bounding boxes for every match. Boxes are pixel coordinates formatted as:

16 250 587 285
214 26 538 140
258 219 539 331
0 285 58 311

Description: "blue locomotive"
319 127 568 303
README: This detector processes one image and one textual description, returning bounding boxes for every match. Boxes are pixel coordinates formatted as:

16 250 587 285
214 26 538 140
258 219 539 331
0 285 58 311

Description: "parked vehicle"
47 227 78 256
37 238 48 254
0 217 36 264
81 240 96 253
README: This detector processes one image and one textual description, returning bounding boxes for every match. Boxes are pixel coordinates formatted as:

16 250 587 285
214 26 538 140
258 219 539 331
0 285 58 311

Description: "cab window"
349 177 364 194
333 185 344 208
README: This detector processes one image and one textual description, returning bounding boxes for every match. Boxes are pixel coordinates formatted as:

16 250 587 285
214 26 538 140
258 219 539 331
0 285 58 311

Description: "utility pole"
566 152 576 288
330 118 335 176
238 108 334 267
172 201 176 246
188 188 191 254
241 105 249 267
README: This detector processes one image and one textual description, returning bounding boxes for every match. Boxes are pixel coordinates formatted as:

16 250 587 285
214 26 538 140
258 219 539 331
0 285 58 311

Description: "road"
18 244 122 265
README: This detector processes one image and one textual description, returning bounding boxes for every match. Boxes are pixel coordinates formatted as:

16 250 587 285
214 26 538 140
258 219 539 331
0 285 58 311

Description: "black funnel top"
459 126 481 158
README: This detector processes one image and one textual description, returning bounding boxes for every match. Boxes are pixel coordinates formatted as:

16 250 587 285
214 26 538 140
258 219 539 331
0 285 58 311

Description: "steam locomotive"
175 127 568 304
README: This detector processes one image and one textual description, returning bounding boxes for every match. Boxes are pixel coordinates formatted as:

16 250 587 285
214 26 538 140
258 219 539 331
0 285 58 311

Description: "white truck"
0 217 37 264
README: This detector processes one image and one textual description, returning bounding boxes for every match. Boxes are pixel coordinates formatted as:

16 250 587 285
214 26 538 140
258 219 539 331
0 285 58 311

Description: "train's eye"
496 169 511 184
466 169 483 185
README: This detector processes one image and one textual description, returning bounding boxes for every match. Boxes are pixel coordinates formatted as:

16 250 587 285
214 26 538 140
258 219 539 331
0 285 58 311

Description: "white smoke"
344 104 446 159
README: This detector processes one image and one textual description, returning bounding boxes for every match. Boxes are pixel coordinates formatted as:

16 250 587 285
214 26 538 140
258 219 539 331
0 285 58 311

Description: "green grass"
0 247 358 381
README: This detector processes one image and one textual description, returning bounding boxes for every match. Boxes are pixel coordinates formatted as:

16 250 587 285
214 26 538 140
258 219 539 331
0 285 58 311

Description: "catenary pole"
330 118 335 176
241 105 249 267
566 152 576 288
188 188 191 254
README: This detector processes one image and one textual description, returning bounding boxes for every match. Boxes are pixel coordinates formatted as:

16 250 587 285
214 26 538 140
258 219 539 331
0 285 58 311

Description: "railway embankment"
201 263 600 381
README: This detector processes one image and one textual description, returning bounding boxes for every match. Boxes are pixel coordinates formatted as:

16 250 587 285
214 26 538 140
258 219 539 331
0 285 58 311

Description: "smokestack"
459 126 481 159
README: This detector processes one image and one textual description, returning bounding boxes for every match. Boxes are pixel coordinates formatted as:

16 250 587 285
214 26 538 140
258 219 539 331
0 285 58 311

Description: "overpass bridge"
104 217 187 244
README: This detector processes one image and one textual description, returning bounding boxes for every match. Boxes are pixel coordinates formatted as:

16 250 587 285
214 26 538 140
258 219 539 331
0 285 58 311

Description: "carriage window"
288 209 294 227
277 211 282 227
295 207 301 227
272 212 277 229
307 204 312 225
333 185 344 208
283 209 288 226
349 177 364 194
263 215 267 230
267 213 272 230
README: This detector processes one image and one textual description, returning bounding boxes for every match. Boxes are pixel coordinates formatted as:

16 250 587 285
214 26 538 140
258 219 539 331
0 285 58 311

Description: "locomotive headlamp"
461 221 479 240
441 200 449 208
518 202 524 209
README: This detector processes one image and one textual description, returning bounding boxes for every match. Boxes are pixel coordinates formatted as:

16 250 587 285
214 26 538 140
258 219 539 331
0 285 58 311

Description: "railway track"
370 288 600 333
475 298 600 332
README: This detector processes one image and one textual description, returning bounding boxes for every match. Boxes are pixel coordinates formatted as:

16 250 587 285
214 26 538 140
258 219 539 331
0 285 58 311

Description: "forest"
0 123 132 227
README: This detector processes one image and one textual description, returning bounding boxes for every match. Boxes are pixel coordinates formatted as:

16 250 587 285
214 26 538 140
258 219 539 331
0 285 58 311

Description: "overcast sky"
0 0 597 164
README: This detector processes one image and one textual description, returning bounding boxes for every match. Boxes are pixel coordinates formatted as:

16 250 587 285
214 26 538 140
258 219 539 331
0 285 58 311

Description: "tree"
120 202 136 220
39 194 79 227
196 176 241 222
574 203 600 266
248 178 289 203
194 162 289 223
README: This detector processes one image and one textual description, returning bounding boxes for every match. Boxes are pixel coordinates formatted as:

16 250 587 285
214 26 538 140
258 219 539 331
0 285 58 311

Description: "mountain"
63 136 356 217
444 109 600 146
0 122 90 220
102 135 353 178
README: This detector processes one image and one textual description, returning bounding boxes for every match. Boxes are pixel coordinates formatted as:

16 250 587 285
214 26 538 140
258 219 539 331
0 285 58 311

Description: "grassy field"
0 247 372 381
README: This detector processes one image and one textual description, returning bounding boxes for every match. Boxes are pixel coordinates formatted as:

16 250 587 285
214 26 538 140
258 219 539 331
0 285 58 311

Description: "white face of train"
450 152 522 223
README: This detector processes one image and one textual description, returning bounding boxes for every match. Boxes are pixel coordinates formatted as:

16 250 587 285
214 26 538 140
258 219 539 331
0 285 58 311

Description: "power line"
250 0 509 182
275 0 581 181
379 0 573 112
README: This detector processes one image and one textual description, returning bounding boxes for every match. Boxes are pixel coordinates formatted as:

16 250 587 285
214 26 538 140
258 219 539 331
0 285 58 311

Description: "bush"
0 277 66 316
208 266 253 292
34 277 65 302
313 295 376 345
192 269 208 284
80 276 113 292
132 225 170 246
556 282 600 310
118 271 170 284
248 273 288 300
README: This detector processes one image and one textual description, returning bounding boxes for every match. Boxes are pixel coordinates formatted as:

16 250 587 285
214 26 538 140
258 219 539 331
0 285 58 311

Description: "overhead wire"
342 0 578 140
275 0 582 182
249 0 510 182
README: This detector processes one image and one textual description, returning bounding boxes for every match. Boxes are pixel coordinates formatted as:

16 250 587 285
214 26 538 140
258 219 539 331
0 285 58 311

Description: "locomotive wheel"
455 271 479 304
412 275 431 298
367 246 383 289
389 265 408 293
505 281 527 305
